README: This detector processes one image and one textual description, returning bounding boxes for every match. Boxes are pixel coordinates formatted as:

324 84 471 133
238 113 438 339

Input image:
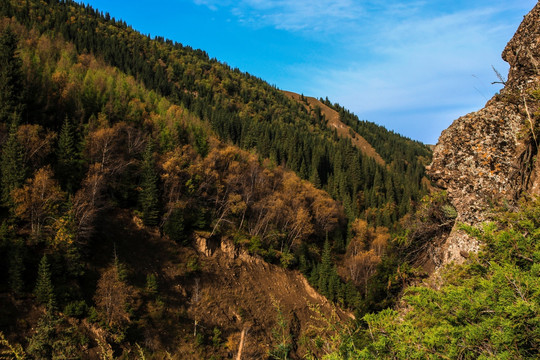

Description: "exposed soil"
93 210 352 359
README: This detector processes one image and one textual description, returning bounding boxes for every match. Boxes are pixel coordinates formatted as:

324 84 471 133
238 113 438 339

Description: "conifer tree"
163 207 186 243
309 166 321 188
317 238 333 295
139 141 159 226
34 254 55 308
321 237 332 272
26 311 56 359
8 239 24 295
0 27 23 123
0 119 26 205
56 117 78 193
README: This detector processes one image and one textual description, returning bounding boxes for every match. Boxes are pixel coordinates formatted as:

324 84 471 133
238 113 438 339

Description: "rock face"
428 3 540 266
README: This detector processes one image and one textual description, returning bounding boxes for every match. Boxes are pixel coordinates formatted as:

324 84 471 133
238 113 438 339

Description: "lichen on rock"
428 2 540 267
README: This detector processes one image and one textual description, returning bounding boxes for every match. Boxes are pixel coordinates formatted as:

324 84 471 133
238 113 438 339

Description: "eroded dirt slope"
97 211 351 359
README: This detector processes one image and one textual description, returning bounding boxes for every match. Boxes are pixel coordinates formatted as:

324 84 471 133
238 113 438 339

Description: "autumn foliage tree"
94 262 133 327
344 219 389 293
17 124 56 170
12 166 64 237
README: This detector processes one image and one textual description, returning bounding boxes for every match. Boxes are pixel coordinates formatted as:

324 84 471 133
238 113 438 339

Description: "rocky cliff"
428 2 540 267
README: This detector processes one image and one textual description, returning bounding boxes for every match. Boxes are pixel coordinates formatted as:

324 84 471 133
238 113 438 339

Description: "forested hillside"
0 0 438 358
0 0 431 225
0 17 345 358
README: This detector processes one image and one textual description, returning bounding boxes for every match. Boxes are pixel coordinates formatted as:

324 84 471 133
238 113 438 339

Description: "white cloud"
191 0 536 142
282 4 517 142
194 0 365 32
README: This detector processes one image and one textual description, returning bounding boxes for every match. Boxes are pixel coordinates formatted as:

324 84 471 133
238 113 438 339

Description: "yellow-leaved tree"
12 166 64 237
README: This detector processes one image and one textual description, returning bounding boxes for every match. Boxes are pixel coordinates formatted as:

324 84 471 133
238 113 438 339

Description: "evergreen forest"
1 0 537 359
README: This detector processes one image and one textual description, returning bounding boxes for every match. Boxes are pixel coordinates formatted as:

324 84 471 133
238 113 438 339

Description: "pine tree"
0 119 26 205
309 166 321 188
0 27 23 123
56 117 79 193
8 238 24 295
34 254 55 308
139 141 159 226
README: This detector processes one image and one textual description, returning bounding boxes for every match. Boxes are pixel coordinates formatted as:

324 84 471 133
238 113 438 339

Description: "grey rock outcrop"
428 3 540 266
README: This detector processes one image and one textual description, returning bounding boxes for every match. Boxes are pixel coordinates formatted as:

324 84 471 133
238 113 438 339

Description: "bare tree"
191 278 201 337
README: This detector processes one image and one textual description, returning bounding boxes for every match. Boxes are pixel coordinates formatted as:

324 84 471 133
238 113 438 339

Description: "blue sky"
84 0 536 144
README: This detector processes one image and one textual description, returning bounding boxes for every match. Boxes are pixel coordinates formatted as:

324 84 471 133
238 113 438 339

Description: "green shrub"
145 274 158 296
63 301 88 319
212 327 222 347
87 306 99 323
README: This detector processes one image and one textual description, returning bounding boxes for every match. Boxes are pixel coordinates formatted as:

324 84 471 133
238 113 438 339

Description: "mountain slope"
282 91 386 166
1 0 430 224
0 0 439 358
0 16 351 358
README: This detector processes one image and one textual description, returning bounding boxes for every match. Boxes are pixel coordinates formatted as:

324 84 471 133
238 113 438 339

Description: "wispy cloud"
194 0 365 32
191 0 536 143
298 5 516 142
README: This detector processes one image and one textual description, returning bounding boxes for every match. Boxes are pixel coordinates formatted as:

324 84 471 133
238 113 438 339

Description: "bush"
87 306 99 323
279 248 295 269
63 301 88 319
145 274 158 296
212 327 222 347
325 197 540 359
164 208 187 244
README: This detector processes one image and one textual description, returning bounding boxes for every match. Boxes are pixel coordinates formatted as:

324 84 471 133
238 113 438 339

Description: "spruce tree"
318 238 333 295
8 238 24 295
139 141 159 226
0 119 26 205
34 254 55 308
164 207 186 243
57 117 74 162
321 237 332 272
56 117 79 193
0 26 23 123
26 311 56 359
309 165 321 188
